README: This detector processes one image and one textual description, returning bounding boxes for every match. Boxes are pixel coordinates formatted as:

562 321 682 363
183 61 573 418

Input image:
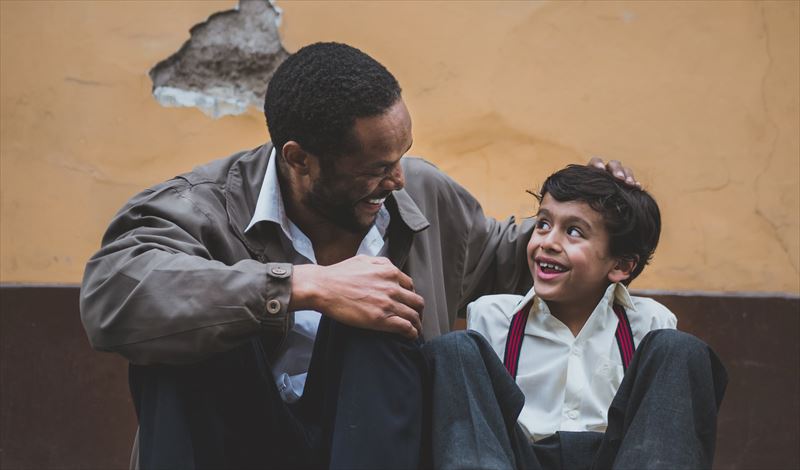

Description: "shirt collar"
245 147 286 234
516 282 637 320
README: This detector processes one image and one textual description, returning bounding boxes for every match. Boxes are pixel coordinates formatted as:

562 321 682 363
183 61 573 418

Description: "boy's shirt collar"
510 283 638 321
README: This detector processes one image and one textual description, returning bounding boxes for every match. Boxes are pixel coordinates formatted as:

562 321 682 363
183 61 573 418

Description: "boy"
424 165 727 469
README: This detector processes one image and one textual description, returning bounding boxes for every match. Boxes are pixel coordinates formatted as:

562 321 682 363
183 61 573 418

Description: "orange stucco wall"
1 1 798 293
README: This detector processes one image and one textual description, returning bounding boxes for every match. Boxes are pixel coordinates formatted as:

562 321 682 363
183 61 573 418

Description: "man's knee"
336 322 422 362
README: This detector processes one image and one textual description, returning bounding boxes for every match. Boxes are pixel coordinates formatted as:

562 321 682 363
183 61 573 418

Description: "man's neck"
299 217 365 266
279 181 367 267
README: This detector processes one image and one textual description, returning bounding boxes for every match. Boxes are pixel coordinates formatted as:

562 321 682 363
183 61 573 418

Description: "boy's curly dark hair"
264 42 402 164
535 165 661 284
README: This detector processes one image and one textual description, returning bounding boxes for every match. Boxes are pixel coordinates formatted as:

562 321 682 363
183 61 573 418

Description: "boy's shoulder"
628 295 678 330
468 293 527 316
466 293 528 330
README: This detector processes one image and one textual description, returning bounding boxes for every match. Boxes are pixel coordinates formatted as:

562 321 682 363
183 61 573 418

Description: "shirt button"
266 299 281 314
567 410 579 420
271 266 287 276
572 347 582 357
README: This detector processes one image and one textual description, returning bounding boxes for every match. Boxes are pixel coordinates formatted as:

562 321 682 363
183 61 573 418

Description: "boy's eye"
567 227 583 237
536 220 551 230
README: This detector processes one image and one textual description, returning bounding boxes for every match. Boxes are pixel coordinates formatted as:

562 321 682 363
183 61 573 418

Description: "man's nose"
381 163 405 191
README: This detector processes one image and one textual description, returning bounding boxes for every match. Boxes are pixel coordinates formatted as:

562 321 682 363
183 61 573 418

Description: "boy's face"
528 194 629 308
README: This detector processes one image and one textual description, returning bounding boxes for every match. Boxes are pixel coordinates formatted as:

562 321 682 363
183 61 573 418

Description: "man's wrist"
288 264 324 312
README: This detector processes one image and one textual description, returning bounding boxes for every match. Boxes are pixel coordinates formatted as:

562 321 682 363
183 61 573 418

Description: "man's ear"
608 257 637 283
281 141 314 176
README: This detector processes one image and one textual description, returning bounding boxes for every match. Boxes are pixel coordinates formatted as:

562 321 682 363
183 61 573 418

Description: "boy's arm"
634 297 679 332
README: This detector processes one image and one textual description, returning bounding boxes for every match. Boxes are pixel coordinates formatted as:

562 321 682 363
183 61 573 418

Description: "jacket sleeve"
80 179 292 365
455 185 535 314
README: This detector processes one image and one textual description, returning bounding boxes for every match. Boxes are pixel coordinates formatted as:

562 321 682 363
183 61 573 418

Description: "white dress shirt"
467 283 677 442
246 148 390 402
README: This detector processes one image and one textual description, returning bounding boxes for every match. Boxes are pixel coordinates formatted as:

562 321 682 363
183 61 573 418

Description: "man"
80 42 636 468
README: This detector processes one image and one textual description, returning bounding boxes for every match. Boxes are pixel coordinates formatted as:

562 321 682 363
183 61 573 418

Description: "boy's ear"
607 257 637 283
281 141 315 176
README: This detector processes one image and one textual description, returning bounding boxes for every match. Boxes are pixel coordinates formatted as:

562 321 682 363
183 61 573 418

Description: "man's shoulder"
400 156 480 213
402 156 471 190
121 145 270 219
179 145 269 187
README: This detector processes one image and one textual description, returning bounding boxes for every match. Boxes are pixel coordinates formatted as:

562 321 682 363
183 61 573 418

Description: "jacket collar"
224 144 430 263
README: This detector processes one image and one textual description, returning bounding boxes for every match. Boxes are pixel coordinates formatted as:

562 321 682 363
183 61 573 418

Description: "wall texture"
1 0 798 293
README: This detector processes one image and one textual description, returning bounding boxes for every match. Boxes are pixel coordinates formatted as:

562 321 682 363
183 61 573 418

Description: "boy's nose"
540 232 563 252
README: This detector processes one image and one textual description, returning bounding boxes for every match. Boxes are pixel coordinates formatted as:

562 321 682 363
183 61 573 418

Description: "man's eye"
368 166 391 177
567 227 583 237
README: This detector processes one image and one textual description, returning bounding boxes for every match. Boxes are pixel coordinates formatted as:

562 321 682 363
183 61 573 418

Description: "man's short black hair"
536 165 661 284
264 42 402 162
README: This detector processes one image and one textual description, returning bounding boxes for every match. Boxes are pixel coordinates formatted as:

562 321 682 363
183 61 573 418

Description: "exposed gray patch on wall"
149 0 288 118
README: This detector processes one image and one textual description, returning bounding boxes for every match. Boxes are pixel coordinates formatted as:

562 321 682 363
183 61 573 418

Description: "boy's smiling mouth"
535 256 569 279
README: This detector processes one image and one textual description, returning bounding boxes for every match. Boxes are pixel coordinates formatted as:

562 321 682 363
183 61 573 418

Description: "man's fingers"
387 285 423 334
605 159 626 180
390 299 423 333
588 156 606 170
396 270 415 292
391 284 425 313
588 156 641 188
608 160 637 186
383 315 419 340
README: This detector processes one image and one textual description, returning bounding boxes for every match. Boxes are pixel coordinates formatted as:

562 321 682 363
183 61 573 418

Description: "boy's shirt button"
567 410 579 420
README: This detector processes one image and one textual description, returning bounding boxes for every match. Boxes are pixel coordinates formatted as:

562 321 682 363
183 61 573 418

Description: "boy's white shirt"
467 283 677 442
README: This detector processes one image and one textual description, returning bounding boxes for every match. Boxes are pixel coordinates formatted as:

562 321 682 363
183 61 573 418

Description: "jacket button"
271 266 287 276
266 299 281 314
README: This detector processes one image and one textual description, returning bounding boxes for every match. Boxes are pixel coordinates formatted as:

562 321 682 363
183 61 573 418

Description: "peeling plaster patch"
149 0 288 119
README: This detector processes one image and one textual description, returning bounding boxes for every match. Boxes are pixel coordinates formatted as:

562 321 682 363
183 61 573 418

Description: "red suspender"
503 302 636 379
502 300 534 379
612 304 636 372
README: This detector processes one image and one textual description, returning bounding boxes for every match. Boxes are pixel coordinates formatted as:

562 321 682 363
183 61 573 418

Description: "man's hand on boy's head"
588 156 643 188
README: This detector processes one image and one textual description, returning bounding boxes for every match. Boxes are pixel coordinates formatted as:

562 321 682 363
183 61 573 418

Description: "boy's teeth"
540 262 566 272
367 197 386 204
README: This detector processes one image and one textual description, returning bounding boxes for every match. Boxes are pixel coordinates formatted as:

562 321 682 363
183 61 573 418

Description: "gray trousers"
421 329 728 470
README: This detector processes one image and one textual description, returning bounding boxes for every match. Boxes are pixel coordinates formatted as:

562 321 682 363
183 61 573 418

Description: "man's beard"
305 177 373 234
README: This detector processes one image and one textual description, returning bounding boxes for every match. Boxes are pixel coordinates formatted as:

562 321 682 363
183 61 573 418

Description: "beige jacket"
80 144 534 365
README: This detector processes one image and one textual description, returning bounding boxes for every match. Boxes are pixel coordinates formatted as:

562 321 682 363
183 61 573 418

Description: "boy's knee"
425 330 471 354
640 329 709 360
423 330 487 363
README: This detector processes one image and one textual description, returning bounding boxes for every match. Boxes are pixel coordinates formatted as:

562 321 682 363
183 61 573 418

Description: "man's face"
304 100 413 233
527 194 619 312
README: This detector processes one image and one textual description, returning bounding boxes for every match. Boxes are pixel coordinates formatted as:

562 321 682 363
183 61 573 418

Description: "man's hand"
290 256 424 339
588 156 642 188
